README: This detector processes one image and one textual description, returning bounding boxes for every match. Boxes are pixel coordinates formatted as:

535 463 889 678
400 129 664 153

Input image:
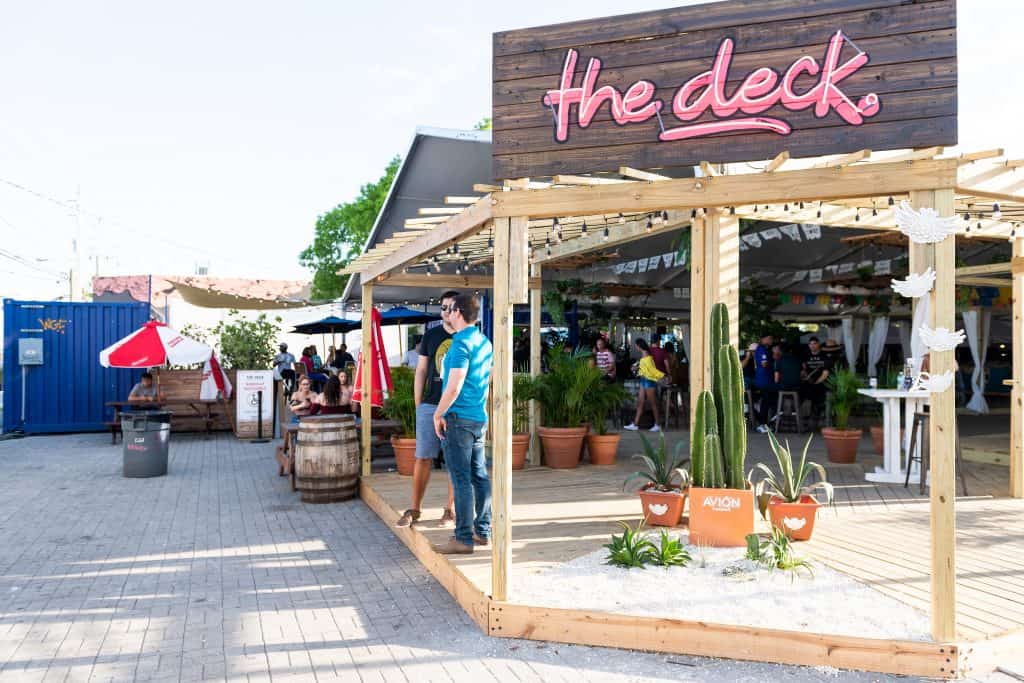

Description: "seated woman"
311 375 351 415
288 377 317 422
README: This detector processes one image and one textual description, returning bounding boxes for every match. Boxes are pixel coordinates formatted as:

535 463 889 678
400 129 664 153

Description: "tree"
300 155 401 300
474 117 492 130
212 310 282 370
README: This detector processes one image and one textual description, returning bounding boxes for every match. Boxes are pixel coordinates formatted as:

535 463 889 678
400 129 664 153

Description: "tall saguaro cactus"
691 302 747 490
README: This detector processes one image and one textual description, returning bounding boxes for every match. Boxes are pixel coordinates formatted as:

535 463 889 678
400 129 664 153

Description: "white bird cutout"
910 370 955 394
895 200 959 244
890 268 936 298
647 503 669 517
919 324 966 352
783 517 807 531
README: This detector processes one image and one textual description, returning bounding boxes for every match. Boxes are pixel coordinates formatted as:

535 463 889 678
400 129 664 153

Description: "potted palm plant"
623 433 690 526
821 368 864 463
529 348 604 468
585 381 631 465
383 366 417 475
754 432 834 541
688 303 754 547
512 373 532 470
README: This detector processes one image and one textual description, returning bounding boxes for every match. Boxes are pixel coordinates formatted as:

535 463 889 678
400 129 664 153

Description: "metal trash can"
121 410 172 477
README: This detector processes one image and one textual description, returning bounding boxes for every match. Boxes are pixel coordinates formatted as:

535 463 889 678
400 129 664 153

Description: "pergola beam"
954 186 1024 204
492 159 958 219
764 150 790 173
619 166 669 182
958 148 1004 164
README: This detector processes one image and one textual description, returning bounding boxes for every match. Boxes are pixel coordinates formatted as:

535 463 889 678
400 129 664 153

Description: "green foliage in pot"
827 368 863 431
384 366 416 438
587 381 631 435
528 347 604 428
512 373 533 434
211 310 282 370
623 433 690 493
755 432 835 519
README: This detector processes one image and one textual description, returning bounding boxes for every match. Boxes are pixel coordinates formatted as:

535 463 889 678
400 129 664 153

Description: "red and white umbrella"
99 320 213 368
352 308 393 408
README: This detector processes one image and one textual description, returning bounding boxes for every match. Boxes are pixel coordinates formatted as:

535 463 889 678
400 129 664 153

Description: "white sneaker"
624 423 639 431
648 424 661 433
756 424 769 434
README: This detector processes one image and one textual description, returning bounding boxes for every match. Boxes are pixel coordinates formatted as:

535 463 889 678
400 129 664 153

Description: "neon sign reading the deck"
542 30 881 143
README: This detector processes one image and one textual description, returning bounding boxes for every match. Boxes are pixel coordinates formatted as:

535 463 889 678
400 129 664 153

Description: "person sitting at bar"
334 343 355 371
128 371 165 405
594 336 616 380
311 375 350 415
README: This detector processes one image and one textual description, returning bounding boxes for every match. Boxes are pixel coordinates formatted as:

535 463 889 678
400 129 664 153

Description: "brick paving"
0 432 1008 682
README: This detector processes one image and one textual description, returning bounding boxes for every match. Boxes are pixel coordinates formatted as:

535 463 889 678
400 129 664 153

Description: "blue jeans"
443 414 491 546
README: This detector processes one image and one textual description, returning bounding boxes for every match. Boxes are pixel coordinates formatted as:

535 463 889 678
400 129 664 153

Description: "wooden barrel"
294 415 359 503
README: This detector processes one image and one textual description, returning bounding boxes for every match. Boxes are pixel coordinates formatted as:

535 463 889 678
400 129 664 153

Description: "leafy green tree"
474 117 492 130
300 155 401 299
212 310 282 369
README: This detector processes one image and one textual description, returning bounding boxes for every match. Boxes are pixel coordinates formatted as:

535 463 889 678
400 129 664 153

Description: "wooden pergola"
343 148 1024 672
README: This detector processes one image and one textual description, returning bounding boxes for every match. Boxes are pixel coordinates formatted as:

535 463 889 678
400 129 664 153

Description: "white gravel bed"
513 530 932 642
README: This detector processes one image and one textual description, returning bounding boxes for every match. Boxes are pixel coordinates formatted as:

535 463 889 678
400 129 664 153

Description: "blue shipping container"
3 299 150 434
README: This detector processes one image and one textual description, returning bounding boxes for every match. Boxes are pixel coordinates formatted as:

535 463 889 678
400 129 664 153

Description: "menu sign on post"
235 370 274 439
492 0 957 179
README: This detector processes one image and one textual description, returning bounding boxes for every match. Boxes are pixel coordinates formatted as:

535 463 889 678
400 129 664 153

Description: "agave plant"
745 529 814 580
604 521 655 568
754 432 835 519
650 530 692 568
623 433 690 493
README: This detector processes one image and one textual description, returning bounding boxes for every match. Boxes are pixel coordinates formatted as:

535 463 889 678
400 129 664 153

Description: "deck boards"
364 429 1022 642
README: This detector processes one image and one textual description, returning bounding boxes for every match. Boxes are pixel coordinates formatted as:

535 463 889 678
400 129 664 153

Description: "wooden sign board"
492 0 957 179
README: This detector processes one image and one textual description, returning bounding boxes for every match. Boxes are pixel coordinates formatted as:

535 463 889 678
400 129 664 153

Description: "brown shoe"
449 534 489 546
439 508 455 527
432 538 474 555
396 509 421 528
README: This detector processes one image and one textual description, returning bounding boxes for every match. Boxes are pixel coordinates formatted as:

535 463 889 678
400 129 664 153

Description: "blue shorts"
639 377 658 389
415 403 443 460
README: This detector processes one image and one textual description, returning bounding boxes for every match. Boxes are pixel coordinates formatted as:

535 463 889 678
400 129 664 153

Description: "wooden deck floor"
364 429 1023 642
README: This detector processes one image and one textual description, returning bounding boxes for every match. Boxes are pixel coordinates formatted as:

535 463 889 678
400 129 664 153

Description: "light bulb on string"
783 203 789 212
855 209 860 222
799 201 805 210
581 221 587 236
602 225 609 241
646 216 653 232
618 213 625 224
729 206 736 215
888 196 895 206
661 210 669 222
690 208 697 219
994 203 1002 220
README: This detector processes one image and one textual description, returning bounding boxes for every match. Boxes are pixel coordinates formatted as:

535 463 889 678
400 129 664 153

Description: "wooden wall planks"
492 0 957 178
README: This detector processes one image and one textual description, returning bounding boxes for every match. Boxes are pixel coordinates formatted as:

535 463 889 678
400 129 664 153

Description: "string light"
581 220 587 236
690 208 697 219
799 201 805 210
854 209 860 222
872 206 878 217
452 243 459 254
816 201 822 219
963 212 970 222
994 203 1002 220
887 196 895 206
729 206 736 215
661 210 669 222
602 225 610 241
618 213 625 223
783 203 789 212
646 216 653 232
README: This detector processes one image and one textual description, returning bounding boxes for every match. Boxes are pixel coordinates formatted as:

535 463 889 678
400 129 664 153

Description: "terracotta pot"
511 433 530 470
391 437 417 476
768 495 820 541
538 426 587 469
586 433 621 465
822 427 863 463
638 488 685 527
869 425 903 457
687 487 755 547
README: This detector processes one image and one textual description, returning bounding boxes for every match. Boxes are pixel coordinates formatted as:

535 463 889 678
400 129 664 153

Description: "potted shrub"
585 381 631 465
821 368 864 463
623 433 690 526
754 432 834 541
383 366 417 476
511 373 532 470
688 303 755 547
529 348 604 468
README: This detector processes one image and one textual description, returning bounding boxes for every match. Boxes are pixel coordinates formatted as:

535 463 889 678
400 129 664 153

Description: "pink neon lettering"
546 30 880 144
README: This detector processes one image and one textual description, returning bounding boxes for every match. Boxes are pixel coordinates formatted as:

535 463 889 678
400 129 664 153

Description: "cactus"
690 390 719 487
716 343 747 489
709 302 729 386
704 432 724 488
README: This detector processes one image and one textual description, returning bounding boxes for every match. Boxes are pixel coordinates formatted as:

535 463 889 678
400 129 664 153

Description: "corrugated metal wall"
2 299 150 433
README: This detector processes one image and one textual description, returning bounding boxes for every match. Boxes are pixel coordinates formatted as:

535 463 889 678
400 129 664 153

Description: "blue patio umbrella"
378 306 440 326
290 315 360 335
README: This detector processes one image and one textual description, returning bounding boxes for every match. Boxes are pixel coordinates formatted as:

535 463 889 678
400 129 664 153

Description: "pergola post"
1012 238 1024 498
360 282 373 477
491 216 529 602
529 263 542 466
911 189 958 642
689 208 740 430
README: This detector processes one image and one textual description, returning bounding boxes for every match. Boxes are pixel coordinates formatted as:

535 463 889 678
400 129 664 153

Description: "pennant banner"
802 224 822 239
809 268 823 283
760 227 782 240
779 224 802 241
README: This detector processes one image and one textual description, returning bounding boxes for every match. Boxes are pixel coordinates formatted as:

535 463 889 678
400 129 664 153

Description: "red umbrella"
352 308 393 408
99 320 213 368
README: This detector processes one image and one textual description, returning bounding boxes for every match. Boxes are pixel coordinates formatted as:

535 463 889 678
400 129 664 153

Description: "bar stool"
662 385 686 429
775 390 803 433
904 412 968 496
745 389 759 430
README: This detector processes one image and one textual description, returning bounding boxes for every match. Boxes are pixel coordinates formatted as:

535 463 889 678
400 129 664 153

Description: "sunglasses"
441 304 456 313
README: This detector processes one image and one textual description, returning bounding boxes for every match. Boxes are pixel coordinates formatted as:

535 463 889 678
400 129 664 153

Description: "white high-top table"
857 388 930 484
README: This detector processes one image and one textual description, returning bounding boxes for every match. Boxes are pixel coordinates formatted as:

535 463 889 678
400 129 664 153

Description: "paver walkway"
0 433 1011 682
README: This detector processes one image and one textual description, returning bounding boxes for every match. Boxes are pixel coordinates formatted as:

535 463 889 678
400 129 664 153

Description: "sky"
0 0 1021 303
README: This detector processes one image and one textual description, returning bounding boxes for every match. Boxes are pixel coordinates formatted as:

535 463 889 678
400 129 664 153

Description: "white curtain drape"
910 296 931 362
827 323 844 347
679 323 691 364
962 308 991 414
898 322 912 359
841 317 865 369
867 316 889 377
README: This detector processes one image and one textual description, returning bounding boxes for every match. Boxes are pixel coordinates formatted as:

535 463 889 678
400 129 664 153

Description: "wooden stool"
775 390 803 433
662 385 686 429
745 389 759 430
904 412 968 496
